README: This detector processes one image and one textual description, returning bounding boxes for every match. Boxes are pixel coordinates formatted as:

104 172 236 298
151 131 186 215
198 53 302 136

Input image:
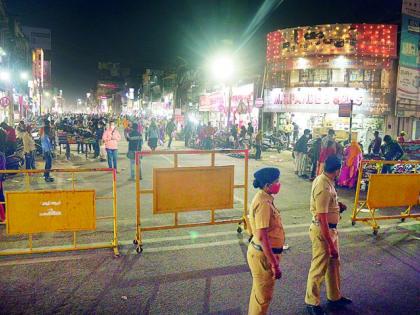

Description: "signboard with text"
264 87 390 115
396 0 420 117
6 190 96 235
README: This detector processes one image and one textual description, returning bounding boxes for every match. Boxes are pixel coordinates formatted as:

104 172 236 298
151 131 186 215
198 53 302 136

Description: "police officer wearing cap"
305 155 352 315
247 167 284 315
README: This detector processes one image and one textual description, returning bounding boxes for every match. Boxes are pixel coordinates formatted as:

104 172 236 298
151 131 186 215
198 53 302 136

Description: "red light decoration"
266 23 398 63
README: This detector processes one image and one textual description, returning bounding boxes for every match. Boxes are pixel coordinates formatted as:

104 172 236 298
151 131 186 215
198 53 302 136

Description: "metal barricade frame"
351 160 420 235
0 168 119 257
133 149 249 253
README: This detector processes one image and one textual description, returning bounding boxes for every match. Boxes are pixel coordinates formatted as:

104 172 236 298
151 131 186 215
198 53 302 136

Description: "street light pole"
226 84 232 128
348 99 354 143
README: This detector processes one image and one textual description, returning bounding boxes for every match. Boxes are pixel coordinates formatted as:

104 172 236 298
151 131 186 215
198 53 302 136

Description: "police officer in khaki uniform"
305 155 352 315
247 167 284 315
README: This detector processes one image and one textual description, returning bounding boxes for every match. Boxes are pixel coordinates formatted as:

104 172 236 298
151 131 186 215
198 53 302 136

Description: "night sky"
5 0 402 102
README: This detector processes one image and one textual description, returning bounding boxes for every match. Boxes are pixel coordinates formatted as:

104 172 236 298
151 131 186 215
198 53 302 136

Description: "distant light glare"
0 70 10 82
210 54 234 82
20 72 29 80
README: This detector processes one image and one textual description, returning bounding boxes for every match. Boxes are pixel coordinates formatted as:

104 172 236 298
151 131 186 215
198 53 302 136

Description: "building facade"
264 23 401 142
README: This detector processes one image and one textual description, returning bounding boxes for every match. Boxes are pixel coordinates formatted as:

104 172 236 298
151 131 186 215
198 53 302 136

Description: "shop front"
264 86 390 145
264 23 398 144
199 83 258 130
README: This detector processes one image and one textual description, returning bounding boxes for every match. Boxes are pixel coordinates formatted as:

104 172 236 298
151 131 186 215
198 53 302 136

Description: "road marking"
118 223 312 245
120 221 419 249
131 221 418 253
0 253 102 267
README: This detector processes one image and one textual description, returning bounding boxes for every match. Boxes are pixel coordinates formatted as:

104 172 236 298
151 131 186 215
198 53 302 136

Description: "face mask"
268 182 281 195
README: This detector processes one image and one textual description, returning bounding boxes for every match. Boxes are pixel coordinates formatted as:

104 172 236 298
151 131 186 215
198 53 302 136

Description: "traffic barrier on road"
351 160 420 235
133 149 249 253
0 168 119 256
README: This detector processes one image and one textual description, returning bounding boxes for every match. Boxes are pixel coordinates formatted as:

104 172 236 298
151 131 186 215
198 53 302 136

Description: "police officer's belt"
250 241 283 254
312 220 337 229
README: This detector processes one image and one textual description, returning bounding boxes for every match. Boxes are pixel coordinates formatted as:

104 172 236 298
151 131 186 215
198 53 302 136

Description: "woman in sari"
338 140 363 188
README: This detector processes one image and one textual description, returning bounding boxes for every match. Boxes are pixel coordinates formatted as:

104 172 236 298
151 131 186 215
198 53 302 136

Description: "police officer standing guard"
305 155 352 315
247 167 284 315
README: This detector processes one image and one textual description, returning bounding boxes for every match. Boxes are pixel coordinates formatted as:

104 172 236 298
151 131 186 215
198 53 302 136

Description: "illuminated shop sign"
264 87 390 115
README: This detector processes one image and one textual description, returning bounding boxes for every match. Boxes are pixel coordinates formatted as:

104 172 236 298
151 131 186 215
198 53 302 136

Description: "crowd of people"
0 113 408 189
292 128 405 188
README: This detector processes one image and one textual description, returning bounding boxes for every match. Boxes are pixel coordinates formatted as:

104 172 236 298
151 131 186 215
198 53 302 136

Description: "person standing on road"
166 118 176 149
147 118 159 151
305 155 352 315
381 135 404 174
294 129 311 177
368 131 382 155
126 122 142 180
247 122 254 146
102 120 121 171
0 150 5 222
41 121 54 182
247 167 284 315
292 121 299 144
255 130 262 160
22 125 36 169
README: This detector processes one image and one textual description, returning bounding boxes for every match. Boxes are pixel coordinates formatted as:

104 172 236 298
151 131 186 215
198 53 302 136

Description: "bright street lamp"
209 54 235 82
0 70 10 82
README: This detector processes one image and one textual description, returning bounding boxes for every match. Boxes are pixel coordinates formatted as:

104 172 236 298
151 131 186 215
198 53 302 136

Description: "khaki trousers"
295 152 307 176
247 245 281 315
305 223 341 306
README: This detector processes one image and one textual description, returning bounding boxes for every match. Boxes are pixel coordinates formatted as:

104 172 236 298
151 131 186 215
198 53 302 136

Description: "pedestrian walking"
126 123 142 180
147 119 159 151
310 137 321 180
41 121 54 182
294 129 311 177
0 151 6 222
368 131 382 155
247 167 284 315
166 118 176 148
284 121 293 149
102 120 121 171
22 125 36 169
397 131 406 143
381 135 404 174
255 130 262 160
305 155 352 315
292 121 299 144
318 140 336 175
247 122 254 146
337 140 363 188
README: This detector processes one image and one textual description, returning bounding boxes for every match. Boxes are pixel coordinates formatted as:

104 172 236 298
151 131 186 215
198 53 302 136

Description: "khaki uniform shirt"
249 190 285 248
310 173 340 224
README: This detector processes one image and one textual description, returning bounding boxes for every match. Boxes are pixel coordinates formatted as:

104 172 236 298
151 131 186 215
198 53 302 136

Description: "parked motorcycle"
262 132 286 153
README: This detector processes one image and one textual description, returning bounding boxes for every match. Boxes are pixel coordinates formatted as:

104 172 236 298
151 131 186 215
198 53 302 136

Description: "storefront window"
331 69 346 84
313 69 329 84
290 70 299 85
299 69 313 84
349 69 364 82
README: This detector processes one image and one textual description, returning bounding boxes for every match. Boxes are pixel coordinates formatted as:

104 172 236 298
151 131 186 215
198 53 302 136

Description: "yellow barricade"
351 160 420 235
133 149 249 253
0 168 119 256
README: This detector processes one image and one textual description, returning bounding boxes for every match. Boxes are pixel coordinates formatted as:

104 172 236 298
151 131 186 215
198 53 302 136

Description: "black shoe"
327 297 353 308
306 304 326 315
45 177 54 182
